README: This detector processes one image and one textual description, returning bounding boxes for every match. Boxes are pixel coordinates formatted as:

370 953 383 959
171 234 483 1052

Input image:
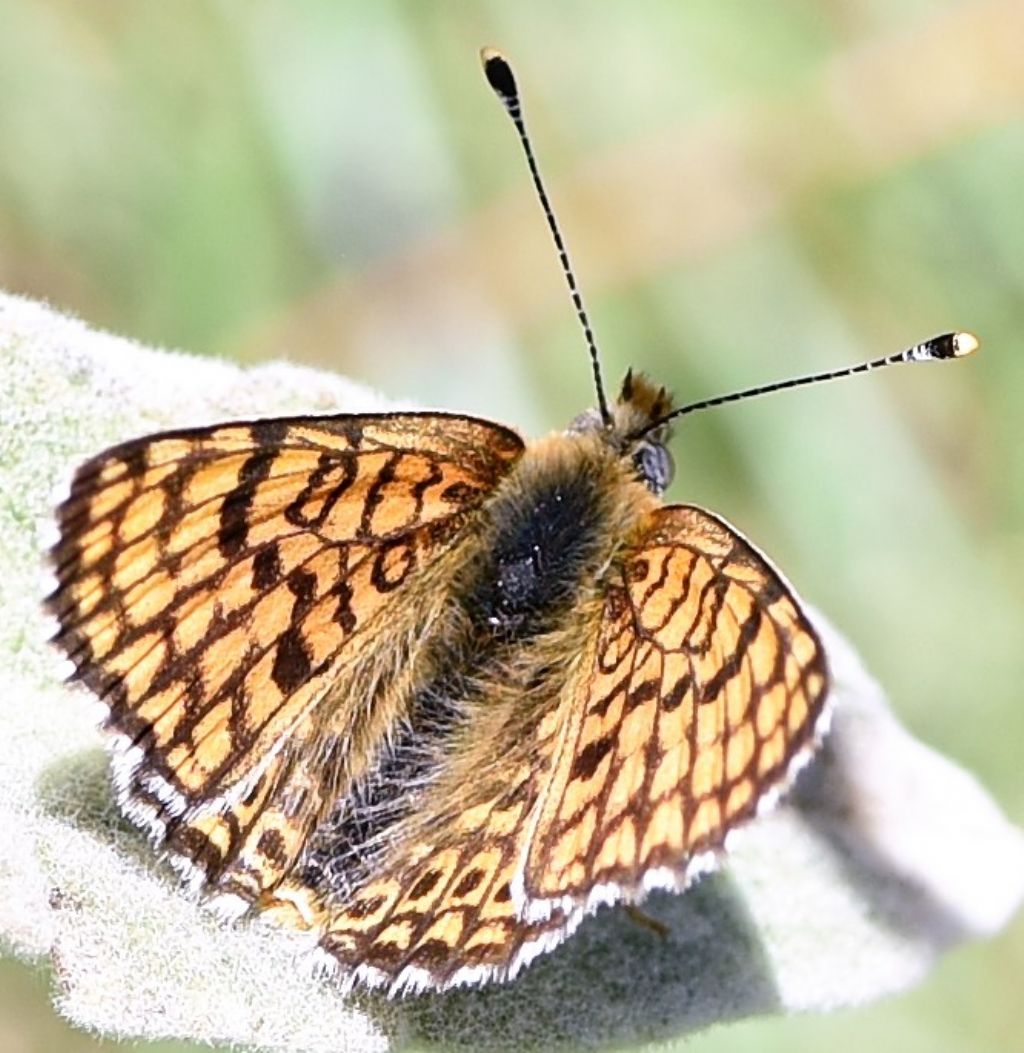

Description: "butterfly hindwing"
312 756 572 993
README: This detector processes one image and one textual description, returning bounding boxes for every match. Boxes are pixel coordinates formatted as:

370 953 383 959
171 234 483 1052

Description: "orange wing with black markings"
298 503 829 993
46 412 524 897
523 504 829 910
305 700 576 993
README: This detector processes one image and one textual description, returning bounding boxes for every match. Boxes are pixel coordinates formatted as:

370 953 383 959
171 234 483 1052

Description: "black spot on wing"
251 544 282 590
570 732 615 781
286 566 318 611
271 627 313 694
218 449 277 558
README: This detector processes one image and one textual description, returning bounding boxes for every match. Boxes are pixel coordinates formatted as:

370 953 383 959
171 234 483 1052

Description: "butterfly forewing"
523 504 829 910
47 412 524 895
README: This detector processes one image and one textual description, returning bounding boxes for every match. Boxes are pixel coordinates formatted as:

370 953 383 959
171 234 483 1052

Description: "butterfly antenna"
630 331 980 441
481 47 613 427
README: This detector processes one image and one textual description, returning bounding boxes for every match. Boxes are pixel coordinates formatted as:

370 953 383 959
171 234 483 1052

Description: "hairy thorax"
466 432 657 637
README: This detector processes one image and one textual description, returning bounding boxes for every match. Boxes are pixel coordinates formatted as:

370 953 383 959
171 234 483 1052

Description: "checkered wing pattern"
46 412 524 901
307 698 577 992
524 504 829 910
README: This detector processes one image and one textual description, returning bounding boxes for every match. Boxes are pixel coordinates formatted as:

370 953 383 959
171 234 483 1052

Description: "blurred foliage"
0 1 1021 1051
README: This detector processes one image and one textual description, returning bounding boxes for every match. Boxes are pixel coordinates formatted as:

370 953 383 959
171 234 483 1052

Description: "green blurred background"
1 1 1022 1050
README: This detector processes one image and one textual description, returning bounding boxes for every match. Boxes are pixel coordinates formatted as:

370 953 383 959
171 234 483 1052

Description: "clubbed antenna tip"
923 331 980 361
480 48 518 107
629 330 982 441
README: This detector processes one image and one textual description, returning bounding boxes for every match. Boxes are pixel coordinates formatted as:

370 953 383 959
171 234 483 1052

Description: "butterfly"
44 49 977 996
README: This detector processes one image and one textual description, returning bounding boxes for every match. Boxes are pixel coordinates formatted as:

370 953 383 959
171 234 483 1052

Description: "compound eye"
633 441 674 494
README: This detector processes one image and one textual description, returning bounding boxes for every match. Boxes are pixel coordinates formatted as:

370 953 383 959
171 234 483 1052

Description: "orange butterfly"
46 49 977 995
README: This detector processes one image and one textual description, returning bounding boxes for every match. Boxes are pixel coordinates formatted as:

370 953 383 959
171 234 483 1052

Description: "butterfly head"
570 370 676 495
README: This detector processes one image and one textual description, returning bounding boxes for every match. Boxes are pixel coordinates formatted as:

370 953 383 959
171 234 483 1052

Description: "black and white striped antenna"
481 47 613 427
629 331 979 440
481 48 979 439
